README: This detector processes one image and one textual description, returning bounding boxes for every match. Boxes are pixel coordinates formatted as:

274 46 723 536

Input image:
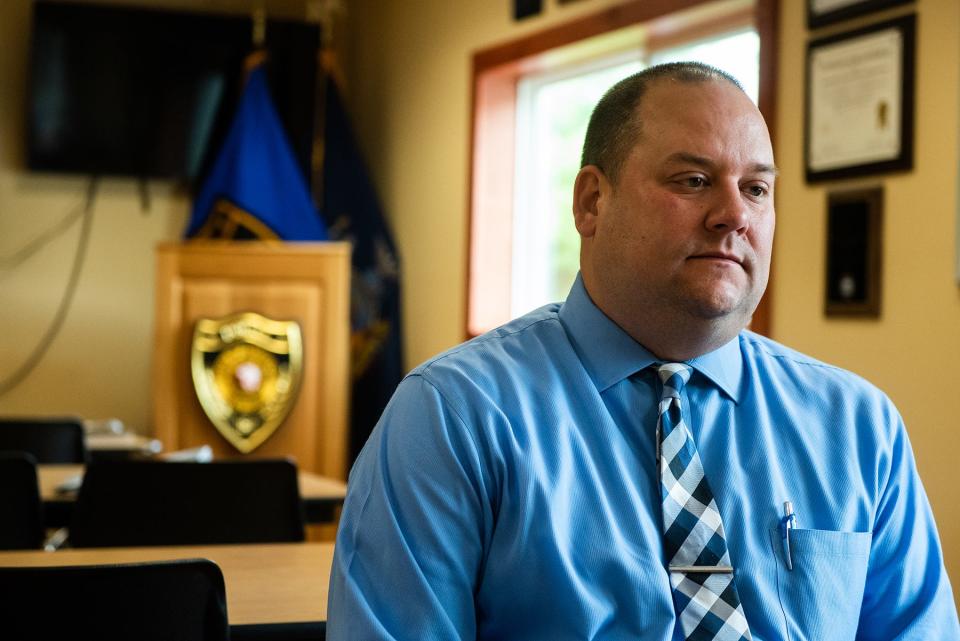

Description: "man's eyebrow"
665 152 714 168
665 152 780 177
752 162 780 177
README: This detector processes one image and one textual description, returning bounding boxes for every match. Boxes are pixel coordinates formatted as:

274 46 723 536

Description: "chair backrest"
69 459 306 547
0 417 87 463
0 559 229 641
0 451 44 549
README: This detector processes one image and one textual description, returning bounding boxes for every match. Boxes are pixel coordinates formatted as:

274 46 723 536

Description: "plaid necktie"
656 363 752 641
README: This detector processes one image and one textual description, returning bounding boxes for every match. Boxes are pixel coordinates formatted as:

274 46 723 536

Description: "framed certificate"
808 0 912 29
805 15 915 183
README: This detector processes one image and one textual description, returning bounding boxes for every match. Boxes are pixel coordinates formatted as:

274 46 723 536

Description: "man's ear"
573 165 608 239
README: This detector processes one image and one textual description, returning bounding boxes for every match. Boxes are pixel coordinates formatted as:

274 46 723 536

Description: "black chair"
0 559 228 641
69 459 306 547
0 417 87 463
0 451 44 550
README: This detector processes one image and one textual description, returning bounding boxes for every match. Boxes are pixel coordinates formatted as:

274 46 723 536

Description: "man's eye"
745 184 768 198
682 177 707 188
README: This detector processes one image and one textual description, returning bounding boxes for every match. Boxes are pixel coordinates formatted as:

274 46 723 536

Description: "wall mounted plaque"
825 187 883 317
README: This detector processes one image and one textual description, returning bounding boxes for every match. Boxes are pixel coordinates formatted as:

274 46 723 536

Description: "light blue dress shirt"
328 275 959 640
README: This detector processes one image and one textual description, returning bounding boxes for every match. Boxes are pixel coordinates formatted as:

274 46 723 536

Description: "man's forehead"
662 151 779 177
641 75 743 102
632 81 773 158
638 79 758 127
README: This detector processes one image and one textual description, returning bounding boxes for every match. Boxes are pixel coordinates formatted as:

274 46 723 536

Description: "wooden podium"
152 242 351 480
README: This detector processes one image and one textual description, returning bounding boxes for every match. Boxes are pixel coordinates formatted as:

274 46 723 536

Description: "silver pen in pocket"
782 501 797 571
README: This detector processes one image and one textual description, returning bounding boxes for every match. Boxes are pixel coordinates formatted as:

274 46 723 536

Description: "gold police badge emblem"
191 312 303 453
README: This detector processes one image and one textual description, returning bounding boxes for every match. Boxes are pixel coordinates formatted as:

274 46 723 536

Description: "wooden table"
0 542 334 637
39 464 348 525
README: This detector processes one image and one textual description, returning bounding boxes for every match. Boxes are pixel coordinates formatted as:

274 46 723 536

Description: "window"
511 53 644 317
469 0 777 337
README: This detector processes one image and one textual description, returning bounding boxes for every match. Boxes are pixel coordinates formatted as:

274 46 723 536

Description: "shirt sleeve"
326 373 496 641
856 409 960 640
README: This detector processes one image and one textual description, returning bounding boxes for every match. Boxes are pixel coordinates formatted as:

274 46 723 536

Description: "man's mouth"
688 252 743 265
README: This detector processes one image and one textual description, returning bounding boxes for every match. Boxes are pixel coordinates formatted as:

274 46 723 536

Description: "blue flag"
320 76 404 464
186 63 328 240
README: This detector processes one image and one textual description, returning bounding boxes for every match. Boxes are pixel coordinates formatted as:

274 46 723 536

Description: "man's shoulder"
739 330 887 400
395 304 581 421
410 303 569 383
739 330 834 367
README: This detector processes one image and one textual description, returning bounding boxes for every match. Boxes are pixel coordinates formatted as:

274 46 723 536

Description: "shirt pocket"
768 526 871 641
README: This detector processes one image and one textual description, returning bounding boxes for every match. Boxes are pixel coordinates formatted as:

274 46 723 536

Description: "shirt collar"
558 273 743 402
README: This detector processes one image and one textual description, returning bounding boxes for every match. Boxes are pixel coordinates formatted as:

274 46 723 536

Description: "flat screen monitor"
26 1 319 184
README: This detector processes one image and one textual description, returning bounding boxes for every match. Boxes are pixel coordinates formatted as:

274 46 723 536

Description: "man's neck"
626 318 742 362
596 296 746 361
577 271 750 360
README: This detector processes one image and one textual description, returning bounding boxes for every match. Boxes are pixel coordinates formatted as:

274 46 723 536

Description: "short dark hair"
580 62 745 183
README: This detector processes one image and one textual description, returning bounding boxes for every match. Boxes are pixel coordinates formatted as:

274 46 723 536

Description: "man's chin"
680 287 756 322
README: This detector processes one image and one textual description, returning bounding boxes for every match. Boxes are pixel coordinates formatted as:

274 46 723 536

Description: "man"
327 62 959 640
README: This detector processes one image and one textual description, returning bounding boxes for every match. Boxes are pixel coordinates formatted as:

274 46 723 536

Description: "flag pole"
312 0 348 205
252 4 266 49
245 5 269 78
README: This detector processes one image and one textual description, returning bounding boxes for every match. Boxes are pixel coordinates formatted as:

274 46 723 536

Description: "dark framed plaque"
805 15 915 183
825 187 883 317
513 0 543 20
808 0 912 29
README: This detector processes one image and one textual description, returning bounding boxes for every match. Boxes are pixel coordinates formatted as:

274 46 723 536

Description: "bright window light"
649 29 760 104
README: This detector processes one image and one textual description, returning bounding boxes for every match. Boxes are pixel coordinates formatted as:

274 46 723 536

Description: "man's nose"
704 183 749 233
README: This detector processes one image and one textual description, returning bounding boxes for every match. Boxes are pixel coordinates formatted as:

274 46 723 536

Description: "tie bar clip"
668 565 734 574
